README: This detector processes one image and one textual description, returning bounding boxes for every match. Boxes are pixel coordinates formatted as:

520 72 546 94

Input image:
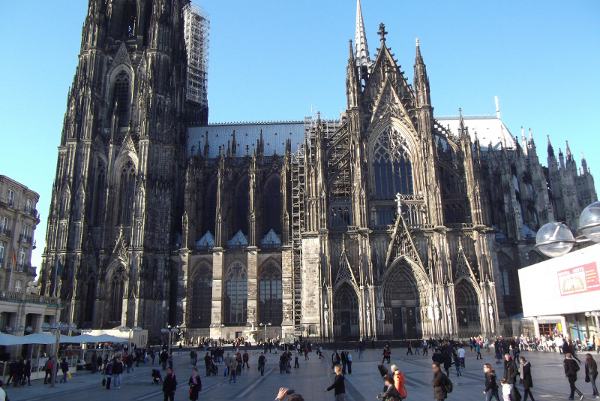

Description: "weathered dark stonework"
42 0 596 341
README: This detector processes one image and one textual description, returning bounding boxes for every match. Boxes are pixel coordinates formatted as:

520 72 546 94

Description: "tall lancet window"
108 267 125 323
112 71 131 126
117 160 136 226
224 262 247 325
372 129 413 199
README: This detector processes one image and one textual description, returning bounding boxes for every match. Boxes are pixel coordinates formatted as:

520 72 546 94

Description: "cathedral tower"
40 0 207 336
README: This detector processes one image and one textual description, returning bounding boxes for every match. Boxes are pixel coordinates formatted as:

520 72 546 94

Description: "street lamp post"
42 321 77 388
161 325 179 355
259 322 271 343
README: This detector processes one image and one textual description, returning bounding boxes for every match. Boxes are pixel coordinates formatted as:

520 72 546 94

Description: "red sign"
557 262 600 296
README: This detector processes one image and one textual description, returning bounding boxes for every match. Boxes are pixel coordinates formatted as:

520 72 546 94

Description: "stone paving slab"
5 348 600 401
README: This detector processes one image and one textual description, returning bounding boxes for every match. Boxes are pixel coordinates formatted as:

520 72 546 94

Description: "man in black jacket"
162 367 177 401
503 354 521 400
564 353 584 400
326 364 346 401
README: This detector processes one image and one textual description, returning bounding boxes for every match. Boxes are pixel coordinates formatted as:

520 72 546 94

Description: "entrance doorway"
334 284 359 340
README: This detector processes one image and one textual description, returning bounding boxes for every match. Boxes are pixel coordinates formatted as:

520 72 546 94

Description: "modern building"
0 175 60 339
519 243 600 341
40 0 596 341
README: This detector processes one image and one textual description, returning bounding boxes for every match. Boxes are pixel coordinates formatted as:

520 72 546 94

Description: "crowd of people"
1 334 600 401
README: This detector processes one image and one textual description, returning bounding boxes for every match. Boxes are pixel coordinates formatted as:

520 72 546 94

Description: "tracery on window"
259 263 282 325
372 129 413 199
224 262 247 325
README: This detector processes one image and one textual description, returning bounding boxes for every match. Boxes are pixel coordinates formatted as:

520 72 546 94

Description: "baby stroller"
152 369 162 384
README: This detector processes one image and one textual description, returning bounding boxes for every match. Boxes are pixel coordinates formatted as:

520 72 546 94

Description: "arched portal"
190 264 212 328
383 262 421 339
333 283 359 340
455 279 481 337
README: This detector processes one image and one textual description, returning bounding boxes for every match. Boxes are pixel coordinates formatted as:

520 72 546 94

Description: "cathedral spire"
565 140 573 161
547 135 555 157
414 38 431 107
355 0 370 67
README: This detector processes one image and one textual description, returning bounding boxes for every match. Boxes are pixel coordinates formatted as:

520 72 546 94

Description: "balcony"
0 228 11 238
0 290 60 306
19 234 33 244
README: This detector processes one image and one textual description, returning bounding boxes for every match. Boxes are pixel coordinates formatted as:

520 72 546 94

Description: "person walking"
23 359 31 386
188 367 202 401
326 364 346 401
503 354 521 401
476 341 483 360
43 357 54 385
378 374 402 401
113 356 124 389
104 359 113 390
242 351 250 369
423 340 429 357
584 353 599 398
163 367 177 401
564 353 584 400
432 362 452 401
483 363 501 401
519 356 535 401
406 341 413 355
458 345 466 368
229 357 238 383
59 358 69 383
346 352 353 375
258 353 266 376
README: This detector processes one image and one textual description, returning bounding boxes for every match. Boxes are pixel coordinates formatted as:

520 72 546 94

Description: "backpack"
445 376 453 393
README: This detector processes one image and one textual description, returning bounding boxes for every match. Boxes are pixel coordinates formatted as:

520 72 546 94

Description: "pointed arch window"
190 265 212 327
262 175 282 236
259 263 282 325
224 262 247 325
372 129 413 199
232 177 249 236
108 267 125 323
117 160 136 226
112 71 131 126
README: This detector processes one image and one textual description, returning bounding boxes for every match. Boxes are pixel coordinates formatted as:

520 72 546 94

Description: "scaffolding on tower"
183 3 209 108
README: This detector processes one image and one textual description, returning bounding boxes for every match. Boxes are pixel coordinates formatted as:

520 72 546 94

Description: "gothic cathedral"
42 0 596 341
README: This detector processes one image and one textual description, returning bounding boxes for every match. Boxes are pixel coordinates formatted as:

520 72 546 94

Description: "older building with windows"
41 0 596 341
0 175 60 338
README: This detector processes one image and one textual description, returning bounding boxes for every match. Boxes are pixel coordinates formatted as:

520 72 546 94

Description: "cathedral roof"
436 115 517 150
188 121 306 158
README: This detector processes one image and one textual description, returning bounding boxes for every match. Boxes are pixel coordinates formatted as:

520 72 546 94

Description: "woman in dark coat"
432 362 451 401
519 357 534 401
585 353 599 398
188 367 202 401
564 353 583 400
163 367 177 401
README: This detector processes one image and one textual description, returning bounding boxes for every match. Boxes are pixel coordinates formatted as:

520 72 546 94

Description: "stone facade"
0 175 60 340
41 0 596 341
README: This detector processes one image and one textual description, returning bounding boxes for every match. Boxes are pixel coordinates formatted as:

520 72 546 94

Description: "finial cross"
378 23 388 42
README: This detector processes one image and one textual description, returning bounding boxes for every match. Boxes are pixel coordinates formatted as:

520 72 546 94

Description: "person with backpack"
43 357 54 384
432 362 452 401
483 363 500 401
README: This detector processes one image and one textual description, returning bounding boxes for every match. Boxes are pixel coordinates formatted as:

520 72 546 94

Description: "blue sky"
1 0 599 270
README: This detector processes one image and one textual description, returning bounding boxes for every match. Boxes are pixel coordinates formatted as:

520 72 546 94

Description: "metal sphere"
579 201 600 243
535 221 575 258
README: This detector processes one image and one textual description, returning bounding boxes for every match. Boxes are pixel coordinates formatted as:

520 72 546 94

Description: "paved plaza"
5 346 599 401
